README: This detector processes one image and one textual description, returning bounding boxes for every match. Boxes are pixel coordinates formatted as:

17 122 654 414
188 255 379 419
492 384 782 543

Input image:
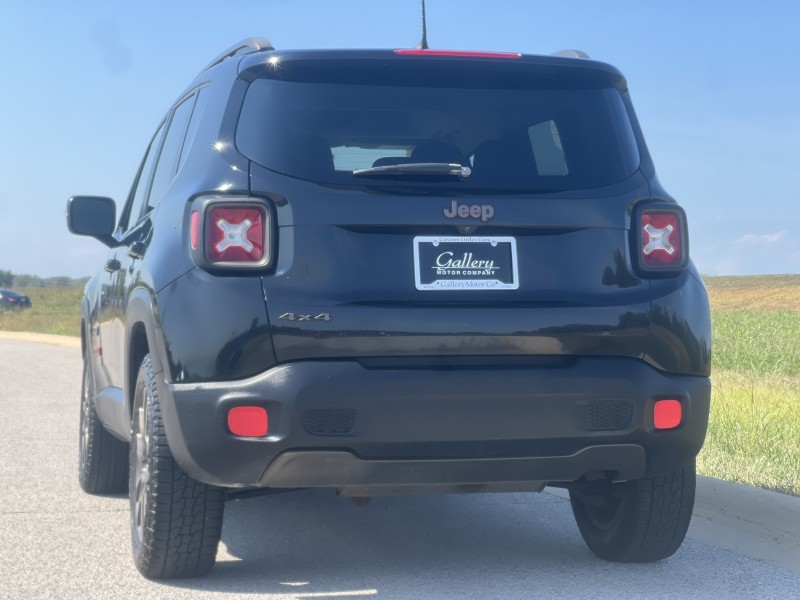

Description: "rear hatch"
236 51 652 363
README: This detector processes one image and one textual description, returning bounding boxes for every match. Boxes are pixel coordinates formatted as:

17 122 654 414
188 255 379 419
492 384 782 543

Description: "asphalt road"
1 337 799 600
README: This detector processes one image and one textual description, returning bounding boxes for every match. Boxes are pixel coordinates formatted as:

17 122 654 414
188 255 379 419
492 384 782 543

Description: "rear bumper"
259 445 646 496
158 357 710 490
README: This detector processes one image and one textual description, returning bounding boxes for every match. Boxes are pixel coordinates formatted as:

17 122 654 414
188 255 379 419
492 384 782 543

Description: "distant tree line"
0 269 89 288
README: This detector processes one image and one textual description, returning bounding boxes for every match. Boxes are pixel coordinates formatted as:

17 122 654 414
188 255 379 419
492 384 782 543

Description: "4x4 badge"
279 312 332 322
443 200 494 222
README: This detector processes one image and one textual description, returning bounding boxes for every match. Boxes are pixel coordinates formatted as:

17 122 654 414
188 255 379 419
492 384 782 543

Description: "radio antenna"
416 0 429 49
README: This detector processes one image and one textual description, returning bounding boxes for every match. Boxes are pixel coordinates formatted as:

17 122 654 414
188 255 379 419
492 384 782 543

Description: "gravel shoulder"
0 330 80 348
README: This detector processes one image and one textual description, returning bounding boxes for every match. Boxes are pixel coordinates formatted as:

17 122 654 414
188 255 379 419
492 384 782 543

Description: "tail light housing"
633 203 689 275
189 195 274 271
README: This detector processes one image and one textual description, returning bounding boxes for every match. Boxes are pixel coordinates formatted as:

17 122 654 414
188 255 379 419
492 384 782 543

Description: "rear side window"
148 94 196 207
237 77 640 193
122 121 167 231
179 87 210 170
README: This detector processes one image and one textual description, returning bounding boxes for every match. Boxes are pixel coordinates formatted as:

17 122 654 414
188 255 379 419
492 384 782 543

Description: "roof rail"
202 37 275 72
550 49 590 59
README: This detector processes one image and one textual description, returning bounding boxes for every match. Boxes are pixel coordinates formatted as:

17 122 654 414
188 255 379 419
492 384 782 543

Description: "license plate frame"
413 236 519 291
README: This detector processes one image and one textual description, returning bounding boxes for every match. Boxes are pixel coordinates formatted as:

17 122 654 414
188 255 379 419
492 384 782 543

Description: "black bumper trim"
259 445 646 488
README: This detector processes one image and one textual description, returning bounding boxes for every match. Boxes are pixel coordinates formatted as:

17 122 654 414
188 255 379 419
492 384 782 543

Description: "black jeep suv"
67 38 711 579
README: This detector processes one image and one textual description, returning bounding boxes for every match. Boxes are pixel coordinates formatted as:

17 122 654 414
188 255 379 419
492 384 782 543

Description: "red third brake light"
207 205 266 263
394 49 522 59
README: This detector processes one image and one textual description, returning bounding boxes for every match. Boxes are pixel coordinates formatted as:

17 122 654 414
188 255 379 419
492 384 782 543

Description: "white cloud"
699 230 800 275
733 231 787 246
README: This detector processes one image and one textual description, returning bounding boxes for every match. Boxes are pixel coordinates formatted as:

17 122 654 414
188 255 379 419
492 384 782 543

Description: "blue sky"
1 0 798 277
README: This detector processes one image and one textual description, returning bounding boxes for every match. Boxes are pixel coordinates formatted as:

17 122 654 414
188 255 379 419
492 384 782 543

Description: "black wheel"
569 461 696 562
130 354 224 579
78 348 128 494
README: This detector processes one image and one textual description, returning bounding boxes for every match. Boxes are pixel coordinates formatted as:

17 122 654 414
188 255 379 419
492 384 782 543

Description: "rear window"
237 76 639 193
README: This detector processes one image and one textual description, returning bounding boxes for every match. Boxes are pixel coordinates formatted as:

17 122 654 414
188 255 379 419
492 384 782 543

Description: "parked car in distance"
67 37 711 579
0 289 32 310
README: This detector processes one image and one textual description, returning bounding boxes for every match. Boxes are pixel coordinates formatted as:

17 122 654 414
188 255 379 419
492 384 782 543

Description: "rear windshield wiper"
353 163 472 179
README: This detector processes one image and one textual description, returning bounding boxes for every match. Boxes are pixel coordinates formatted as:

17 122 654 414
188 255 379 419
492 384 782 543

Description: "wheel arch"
124 287 168 423
80 318 87 358
80 295 90 358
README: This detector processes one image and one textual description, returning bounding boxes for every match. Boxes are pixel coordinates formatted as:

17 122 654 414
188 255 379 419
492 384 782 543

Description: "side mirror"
66 196 118 247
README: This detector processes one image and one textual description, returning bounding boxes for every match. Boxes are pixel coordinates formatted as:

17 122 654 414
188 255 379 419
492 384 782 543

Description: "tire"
569 461 696 562
130 354 224 579
78 349 128 494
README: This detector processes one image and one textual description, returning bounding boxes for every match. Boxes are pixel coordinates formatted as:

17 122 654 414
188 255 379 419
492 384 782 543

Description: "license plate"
413 236 519 291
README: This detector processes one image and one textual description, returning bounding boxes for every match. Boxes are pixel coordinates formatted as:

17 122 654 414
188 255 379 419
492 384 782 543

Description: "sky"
0 0 798 278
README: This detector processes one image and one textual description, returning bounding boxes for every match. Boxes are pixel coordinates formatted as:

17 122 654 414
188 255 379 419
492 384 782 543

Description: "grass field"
701 275 800 496
0 286 83 336
1 275 798 495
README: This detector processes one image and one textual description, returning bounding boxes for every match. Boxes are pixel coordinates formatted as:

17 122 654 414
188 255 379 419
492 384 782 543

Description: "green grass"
698 277 800 495
0 286 83 336
700 371 800 496
711 311 800 376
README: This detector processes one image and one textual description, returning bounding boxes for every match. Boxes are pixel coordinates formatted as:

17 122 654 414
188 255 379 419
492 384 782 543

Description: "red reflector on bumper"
653 399 682 430
228 406 268 437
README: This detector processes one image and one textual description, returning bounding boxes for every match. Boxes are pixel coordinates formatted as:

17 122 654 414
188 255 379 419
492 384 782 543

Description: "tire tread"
79 358 128 495
570 462 696 562
132 355 223 579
